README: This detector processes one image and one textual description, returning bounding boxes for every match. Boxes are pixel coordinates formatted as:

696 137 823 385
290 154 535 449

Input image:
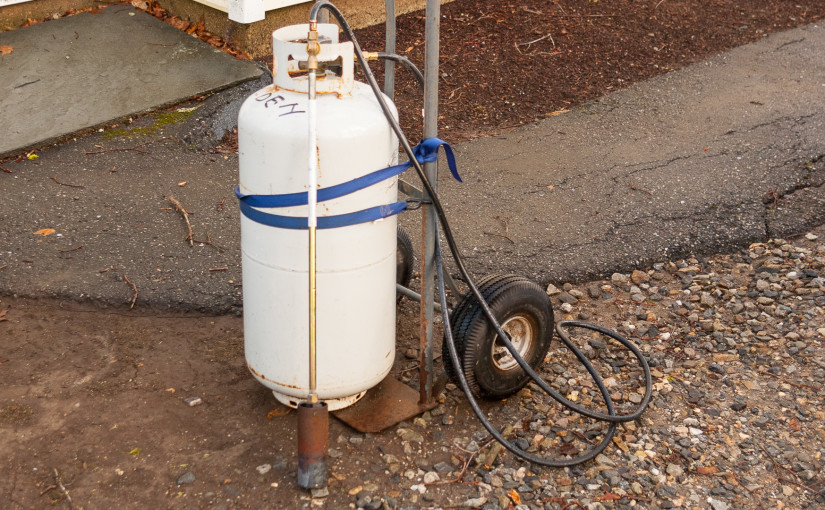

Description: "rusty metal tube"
418 0 440 406
297 401 329 488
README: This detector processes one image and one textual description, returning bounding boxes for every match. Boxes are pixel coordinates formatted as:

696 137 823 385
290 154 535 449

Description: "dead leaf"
600 492 623 501
558 442 579 456
266 406 293 419
20 18 43 28
0 310 8 322
34 228 55 236
0 45 12 55
789 417 801 431
129 447 141 456
508 489 521 505
165 16 189 31
177 181 187 187
696 466 718 475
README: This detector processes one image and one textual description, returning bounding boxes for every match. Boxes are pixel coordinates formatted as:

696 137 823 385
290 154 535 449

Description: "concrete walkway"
0 19 823 312
0 5 262 157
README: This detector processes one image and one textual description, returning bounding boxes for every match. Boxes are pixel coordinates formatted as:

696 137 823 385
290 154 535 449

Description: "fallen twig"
57 245 83 253
758 368 821 391
53 468 72 507
167 195 194 246
209 266 229 272
484 216 515 243
0 264 6 270
630 182 654 195
759 444 820 498
479 424 514 468
1 165 12 173
84 140 154 155
483 232 515 244
216 197 226 212
425 438 493 486
517 31 556 49
467 12 490 24
49 176 85 189
192 229 223 252
124 275 138 309
727 470 767 510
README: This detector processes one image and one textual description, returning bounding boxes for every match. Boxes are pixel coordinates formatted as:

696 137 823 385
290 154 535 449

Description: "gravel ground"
362 225 825 510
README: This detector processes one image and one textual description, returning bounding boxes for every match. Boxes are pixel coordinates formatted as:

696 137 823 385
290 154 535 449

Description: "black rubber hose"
376 53 425 88
554 321 653 422
436 233 618 467
309 1 653 464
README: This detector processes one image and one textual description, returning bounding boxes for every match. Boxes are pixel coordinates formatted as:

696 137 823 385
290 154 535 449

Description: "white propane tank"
237 24 399 411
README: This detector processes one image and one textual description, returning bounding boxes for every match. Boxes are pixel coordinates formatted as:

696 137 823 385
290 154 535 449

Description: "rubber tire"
396 227 414 295
443 274 554 400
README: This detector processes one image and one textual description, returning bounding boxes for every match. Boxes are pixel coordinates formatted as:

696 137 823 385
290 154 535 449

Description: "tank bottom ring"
273 390 367 411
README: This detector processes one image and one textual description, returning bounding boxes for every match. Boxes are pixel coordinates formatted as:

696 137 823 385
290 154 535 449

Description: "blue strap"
240 199 408 230
413 137 462 183
235 137 460 229
236 138 462 207
236 161 411 208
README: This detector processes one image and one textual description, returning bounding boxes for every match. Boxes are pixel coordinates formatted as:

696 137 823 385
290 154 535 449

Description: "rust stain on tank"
247 364 301 389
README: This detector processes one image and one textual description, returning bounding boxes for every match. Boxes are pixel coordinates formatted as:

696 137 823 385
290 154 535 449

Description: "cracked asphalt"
1 23 824 313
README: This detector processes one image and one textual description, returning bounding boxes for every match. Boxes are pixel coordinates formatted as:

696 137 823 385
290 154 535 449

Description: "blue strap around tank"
239 199 409 230
235 138 460 230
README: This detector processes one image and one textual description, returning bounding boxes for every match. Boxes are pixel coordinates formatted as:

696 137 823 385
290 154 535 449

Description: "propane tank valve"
306 23 321 74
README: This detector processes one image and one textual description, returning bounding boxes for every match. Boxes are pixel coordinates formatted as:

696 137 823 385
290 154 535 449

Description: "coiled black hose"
309 1 652 465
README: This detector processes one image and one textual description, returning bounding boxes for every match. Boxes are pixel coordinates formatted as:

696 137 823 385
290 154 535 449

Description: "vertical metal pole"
418 0 439 405
384 0 396 98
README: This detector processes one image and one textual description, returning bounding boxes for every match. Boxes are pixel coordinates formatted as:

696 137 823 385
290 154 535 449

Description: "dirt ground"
0 296 465 509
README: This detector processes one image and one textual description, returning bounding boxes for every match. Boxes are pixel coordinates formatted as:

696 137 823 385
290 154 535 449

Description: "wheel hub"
491 314 534 371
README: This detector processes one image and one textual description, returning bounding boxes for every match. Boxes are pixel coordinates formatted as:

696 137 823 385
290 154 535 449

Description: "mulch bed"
352 0 825 142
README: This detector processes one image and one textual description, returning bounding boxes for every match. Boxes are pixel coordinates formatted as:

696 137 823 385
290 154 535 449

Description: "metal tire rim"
491 314 534 371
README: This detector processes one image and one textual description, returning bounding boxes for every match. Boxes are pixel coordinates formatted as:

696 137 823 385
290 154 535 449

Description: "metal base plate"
332 376 438 433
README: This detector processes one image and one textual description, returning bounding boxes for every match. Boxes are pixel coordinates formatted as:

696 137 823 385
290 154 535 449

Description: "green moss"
101 106 200 141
